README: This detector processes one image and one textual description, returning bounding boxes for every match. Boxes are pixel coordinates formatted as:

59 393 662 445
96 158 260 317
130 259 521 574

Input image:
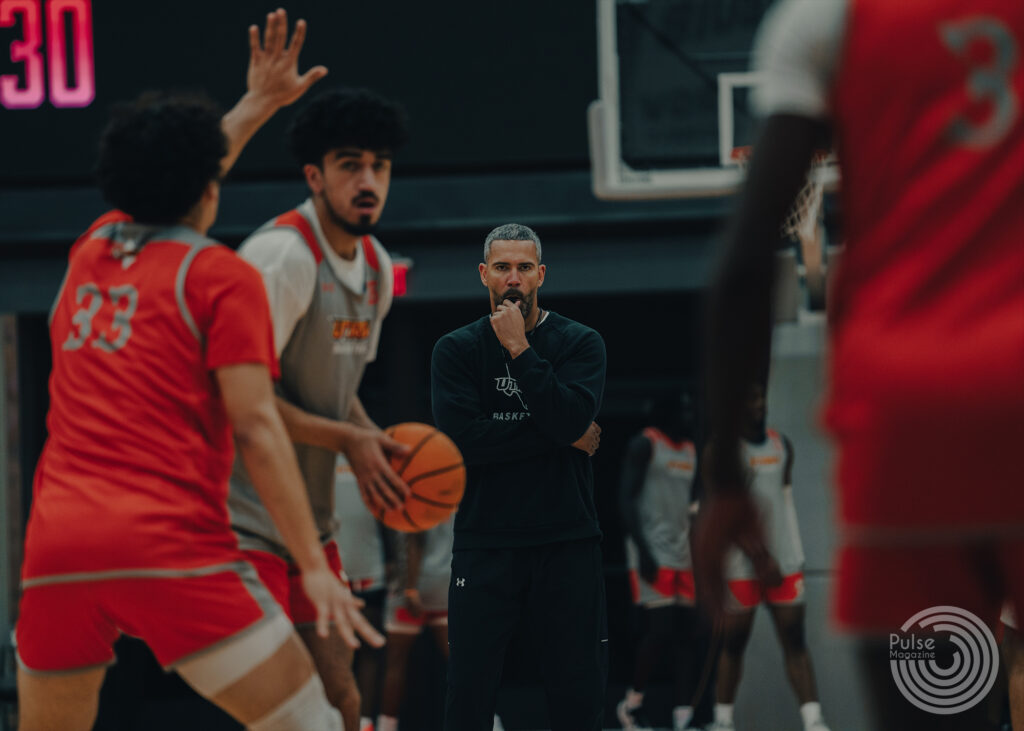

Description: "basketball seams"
390 425 438 477
408 492 461 510
406 463 465 488
400 508 421 531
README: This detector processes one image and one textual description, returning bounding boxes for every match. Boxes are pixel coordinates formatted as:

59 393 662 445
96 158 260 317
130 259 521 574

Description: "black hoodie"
431 311 606 550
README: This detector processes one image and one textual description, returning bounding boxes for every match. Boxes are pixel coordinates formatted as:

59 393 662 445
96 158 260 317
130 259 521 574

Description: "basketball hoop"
731 146 833 310
730 146 833 244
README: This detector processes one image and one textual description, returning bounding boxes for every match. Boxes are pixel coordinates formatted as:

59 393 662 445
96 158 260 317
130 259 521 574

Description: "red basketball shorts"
245 540 347 626
829 396 1024 632
726 572 805 612
629 568 696 608
16 561 279 673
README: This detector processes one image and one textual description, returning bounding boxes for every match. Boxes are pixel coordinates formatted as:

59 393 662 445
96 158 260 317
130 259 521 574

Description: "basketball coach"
430 223 608 730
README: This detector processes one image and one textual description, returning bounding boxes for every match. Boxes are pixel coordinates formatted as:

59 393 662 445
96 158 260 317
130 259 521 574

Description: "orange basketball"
370 422 465 532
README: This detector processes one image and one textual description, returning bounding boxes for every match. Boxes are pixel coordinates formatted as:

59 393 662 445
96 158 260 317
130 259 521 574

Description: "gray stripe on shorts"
167 561 286 670
21 561 253 589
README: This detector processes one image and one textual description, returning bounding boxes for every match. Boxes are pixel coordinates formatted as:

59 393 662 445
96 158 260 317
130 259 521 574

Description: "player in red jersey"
15 10 382 731
696 1 1024 729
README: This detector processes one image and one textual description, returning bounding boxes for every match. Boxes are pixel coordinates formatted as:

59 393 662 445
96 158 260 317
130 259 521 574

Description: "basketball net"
731 147 830 310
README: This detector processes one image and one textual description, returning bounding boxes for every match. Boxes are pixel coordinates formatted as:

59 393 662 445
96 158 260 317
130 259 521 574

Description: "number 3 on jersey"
63 282 138 352
941 17 1020 149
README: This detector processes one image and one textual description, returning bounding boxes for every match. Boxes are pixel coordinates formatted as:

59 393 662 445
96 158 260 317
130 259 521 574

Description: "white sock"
672 705 693 729
800 702 823 728
624 687 644 709
376 715 398 731
714 703 734 725
359 717 375 731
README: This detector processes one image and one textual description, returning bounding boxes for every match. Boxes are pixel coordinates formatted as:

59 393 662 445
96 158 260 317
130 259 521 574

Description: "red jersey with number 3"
826 1 1024 528
23 211 279 580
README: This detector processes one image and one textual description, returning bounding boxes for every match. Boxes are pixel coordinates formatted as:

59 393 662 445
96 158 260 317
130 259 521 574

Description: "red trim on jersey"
362 236 379 272
643 427 694 453
274 210 323 265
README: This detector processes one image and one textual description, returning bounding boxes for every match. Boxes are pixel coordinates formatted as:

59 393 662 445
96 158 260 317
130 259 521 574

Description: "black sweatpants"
444 538 608 731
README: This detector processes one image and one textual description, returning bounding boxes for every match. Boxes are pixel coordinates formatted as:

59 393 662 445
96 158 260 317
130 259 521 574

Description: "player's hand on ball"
302 567 385 648
572 421 601 456
246 9 328 111
344 426 411 512
489 300 530 357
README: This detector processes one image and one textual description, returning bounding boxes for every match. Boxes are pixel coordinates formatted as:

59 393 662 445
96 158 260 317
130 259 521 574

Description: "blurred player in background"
377 516 458 731
14 11 381 731
335 455 390 731
697 1 1024 729
617 390 705 731
706 385 828 731
228 86 412 730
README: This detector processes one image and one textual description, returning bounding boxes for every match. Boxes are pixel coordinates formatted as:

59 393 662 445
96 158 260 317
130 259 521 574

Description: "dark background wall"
1 0 599 184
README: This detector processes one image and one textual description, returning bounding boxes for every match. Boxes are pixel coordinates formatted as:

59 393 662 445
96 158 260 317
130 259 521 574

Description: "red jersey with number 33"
23 211 279 580
826 0 1024 527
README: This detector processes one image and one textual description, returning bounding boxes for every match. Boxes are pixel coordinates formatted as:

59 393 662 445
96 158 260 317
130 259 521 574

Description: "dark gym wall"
0 0 598 185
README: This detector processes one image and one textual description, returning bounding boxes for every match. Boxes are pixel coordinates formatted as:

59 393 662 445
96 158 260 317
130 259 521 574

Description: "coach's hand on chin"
490 299 530 358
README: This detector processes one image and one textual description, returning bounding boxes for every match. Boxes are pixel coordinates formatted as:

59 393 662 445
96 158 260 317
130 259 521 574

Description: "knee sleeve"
248 674 343 731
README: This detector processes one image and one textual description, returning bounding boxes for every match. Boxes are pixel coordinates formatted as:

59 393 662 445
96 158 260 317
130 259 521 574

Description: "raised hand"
246 8 328 110
220 9 328 175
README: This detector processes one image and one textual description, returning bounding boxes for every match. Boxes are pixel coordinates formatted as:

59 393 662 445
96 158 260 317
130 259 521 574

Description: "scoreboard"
0 0 597 185
0 0 93 110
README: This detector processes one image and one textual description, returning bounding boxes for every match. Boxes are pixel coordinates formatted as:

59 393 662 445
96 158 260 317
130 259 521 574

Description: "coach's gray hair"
483 223 542 263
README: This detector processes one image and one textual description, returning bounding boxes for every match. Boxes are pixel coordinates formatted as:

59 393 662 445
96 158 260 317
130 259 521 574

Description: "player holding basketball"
706 384 828 731
617 390 705 731
377 516 454 731
229 87 412 730
15 11 381 731
696 1 1024 729
431 223 608 731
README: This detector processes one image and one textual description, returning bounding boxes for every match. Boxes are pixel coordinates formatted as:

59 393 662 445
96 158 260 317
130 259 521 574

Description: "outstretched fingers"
287 17 307 59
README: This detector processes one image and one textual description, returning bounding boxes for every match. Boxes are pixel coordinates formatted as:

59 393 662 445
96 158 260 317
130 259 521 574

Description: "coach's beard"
494 288 533 320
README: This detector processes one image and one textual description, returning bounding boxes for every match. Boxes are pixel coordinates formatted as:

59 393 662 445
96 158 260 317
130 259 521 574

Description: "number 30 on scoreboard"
1 0 93 109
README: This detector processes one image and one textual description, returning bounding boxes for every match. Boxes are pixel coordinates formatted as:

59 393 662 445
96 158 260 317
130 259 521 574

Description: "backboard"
588 0 838 200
